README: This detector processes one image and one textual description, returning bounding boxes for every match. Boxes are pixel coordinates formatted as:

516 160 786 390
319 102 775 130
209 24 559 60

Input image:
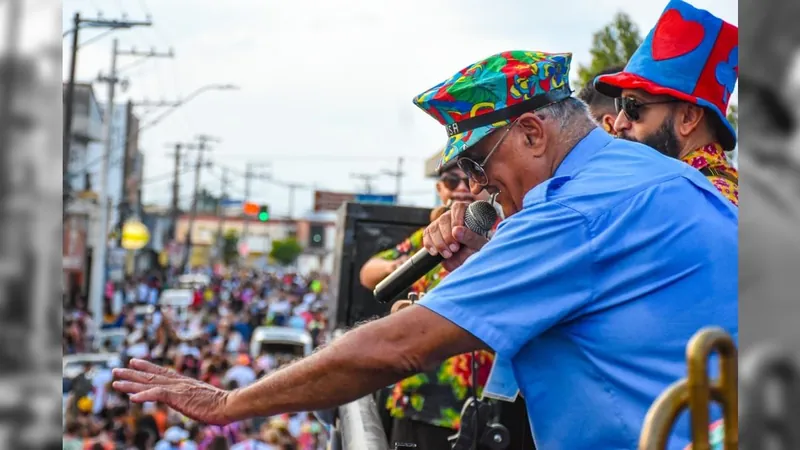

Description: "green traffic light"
258 212 269 221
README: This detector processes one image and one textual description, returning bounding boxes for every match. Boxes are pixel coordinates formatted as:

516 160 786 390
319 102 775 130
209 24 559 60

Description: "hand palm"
112 359 233 425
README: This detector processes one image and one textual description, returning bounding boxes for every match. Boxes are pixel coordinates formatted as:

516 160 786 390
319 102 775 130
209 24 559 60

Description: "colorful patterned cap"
594 0 738 150
413 50 573 171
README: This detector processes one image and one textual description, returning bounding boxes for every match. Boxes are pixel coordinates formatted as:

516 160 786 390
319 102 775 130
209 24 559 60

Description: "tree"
576 12 644 88
727 103 738 131
270 238 303 267
222 229 240 266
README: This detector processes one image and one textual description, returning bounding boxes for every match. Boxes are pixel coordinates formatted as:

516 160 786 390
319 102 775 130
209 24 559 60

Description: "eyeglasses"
438 173 469 190
456 120 518 187
615 97 681 122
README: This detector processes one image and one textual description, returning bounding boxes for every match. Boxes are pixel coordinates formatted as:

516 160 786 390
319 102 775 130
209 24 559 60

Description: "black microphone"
373 200 498 303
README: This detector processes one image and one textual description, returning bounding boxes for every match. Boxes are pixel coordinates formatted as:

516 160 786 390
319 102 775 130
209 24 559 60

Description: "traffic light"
243 201 259 216
258 205 270 221
309 223 325 248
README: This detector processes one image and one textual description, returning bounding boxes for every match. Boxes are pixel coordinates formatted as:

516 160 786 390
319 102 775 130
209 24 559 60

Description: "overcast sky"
61 0 738 218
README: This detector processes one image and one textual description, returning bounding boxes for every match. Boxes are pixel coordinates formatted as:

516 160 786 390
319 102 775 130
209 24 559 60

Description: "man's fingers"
423 215 450 257
113 368 174 385
130 387 169 404
112 381 152 395
129 358 178 377
450 201 468 229
438 212 460 255
428 225 451 258
453 226 489 251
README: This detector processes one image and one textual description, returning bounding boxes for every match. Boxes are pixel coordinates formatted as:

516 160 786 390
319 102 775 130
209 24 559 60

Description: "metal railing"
336 394 391 450
638 327 738 450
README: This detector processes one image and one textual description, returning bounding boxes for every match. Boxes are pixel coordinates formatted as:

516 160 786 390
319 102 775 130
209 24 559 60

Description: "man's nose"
613 110 631 134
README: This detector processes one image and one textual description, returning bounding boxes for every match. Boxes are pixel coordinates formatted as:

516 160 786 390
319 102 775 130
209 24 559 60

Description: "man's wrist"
222 388 248 423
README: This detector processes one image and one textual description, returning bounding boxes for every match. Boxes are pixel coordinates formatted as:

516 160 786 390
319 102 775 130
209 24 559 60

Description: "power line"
78 28 116 48
141 167 192 185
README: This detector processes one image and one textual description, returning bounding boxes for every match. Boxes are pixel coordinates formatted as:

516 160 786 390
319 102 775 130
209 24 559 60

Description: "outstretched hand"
113 359 233 425
423 201 489 272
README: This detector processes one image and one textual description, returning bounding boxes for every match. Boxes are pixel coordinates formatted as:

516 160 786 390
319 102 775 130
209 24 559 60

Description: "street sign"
355 194 396 205
314 190 355 212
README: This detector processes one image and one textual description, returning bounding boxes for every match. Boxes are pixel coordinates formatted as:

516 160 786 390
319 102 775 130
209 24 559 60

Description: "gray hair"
535 97 596 142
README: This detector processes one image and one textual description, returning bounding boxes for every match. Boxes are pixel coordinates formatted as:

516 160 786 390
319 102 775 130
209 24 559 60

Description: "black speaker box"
329 202 432 330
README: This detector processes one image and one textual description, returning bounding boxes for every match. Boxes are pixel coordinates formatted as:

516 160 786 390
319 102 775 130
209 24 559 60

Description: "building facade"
63 84 144 300
170 214 337 273
63 83 104 302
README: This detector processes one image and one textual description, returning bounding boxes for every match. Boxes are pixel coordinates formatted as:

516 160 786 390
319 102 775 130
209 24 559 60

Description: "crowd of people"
63 268 332 450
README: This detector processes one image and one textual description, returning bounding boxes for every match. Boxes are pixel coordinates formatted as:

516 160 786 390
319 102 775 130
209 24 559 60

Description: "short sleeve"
375 228 425 261
418 202 595 359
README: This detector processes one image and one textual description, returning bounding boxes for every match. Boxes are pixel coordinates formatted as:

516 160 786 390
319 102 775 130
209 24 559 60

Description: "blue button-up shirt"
419 128 738 450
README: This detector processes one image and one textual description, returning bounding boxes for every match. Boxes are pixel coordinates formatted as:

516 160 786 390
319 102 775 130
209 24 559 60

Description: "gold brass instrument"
739 344 800 449
638 327 738 450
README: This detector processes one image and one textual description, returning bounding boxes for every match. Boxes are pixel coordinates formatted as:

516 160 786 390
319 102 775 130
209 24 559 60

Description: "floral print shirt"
375 228 495 430
681 143 739 206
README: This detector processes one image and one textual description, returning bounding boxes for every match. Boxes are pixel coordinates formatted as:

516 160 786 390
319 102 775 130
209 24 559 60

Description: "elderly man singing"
113 50 737 449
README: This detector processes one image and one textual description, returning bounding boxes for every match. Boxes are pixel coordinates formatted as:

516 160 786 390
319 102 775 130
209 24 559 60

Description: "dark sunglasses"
615 97 681 122
438 173 469 190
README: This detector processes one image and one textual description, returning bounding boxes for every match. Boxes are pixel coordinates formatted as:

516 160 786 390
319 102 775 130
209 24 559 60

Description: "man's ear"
601 114 616 134
517 112 547 157
676 103 705 138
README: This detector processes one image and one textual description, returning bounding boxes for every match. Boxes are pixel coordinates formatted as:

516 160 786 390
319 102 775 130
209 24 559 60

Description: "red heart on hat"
651 9 705 61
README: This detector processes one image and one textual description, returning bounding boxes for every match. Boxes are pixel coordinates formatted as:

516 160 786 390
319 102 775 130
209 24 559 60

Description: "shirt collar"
681 143 728 170
554 128 612 178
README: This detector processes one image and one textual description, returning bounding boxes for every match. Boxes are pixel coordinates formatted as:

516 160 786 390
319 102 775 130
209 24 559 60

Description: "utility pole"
382 157 404 202
286 183 301 219
350 173 378 194
215 166 230 263
179 135 217 274
116 47 174 238
165 142 193 241
63 14 152 212
117 99 134 246
88 38 121 335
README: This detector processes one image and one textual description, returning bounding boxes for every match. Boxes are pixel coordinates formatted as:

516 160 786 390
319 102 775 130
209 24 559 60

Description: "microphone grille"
464 201 498 236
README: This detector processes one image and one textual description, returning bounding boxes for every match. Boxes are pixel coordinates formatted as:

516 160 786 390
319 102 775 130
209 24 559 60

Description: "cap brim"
437 122 506 172
594 72 737 151
593 71 706 101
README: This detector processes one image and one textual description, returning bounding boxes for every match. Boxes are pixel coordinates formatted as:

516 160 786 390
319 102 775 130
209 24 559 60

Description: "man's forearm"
223 321 415 421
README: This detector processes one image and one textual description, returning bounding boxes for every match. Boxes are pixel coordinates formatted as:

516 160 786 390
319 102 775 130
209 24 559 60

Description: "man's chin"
498 200 517 218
